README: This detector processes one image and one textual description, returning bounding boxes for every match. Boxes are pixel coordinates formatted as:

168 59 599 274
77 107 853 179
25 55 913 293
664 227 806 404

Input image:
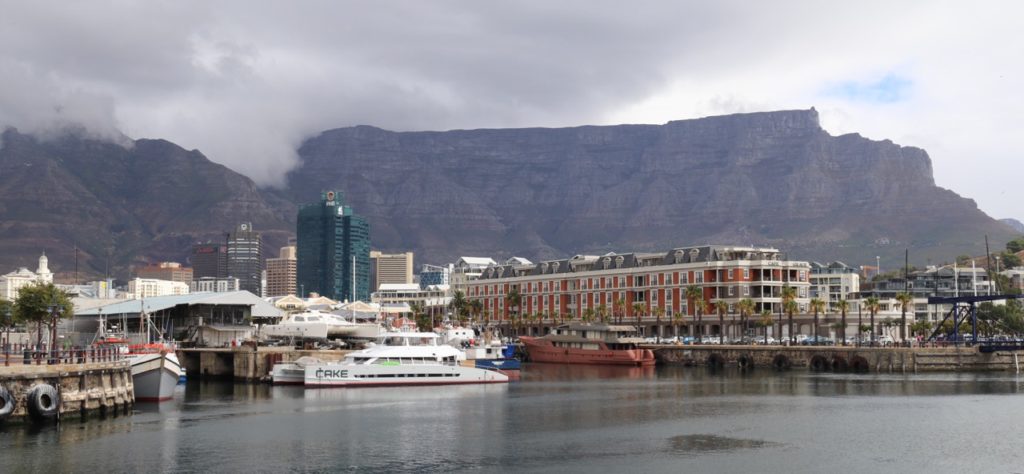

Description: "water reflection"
669 434 780 456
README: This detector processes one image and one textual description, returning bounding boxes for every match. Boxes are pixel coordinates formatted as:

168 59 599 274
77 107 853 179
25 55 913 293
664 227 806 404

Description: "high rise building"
227 223 263 296
191 243 227 279
370 251 414 291
266 245 297 297
296 190 370 302
136 262 193 283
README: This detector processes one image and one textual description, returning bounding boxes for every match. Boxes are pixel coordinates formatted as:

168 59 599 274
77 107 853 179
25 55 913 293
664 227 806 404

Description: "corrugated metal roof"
75 291 283 318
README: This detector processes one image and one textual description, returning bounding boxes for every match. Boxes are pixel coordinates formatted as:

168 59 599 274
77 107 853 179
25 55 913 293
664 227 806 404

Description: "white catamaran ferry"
303 332 509 387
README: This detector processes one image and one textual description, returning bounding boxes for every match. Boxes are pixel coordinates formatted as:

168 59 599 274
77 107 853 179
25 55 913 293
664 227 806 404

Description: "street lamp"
876 256 881 279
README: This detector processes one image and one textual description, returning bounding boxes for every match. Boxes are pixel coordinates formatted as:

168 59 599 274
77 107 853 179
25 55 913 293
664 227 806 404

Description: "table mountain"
285 109 1014 267
0 109 1014 280
0 128 294 280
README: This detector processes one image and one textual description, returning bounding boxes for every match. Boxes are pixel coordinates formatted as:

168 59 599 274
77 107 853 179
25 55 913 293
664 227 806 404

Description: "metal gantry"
926 294 1024 351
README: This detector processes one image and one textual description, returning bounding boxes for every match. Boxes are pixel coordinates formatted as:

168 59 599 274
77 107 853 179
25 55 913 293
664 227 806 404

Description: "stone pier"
0 361 134 424
648 344 1018 372
178 347 351 382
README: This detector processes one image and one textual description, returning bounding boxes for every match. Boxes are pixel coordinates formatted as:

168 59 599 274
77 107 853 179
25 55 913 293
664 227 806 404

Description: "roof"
76 291 283 319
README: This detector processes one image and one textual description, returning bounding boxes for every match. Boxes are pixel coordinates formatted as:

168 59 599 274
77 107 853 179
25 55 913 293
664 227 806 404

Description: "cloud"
0 1 1021 221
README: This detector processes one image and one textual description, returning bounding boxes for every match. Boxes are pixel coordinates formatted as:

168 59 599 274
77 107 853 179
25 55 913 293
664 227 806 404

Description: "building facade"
190 277 240 293
370 251 414 290
191 243 228 279
266 245 297 297
419 264 451 289
127 278 190 298
466 246 811 338
809 261 860 312
226 223 263 296
296 190 371 302
0 254 54 300
136 262 193 283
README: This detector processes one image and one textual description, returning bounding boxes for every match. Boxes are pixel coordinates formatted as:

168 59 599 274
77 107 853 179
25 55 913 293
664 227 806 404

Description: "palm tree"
671 310 683 339
809 298 826 345
865 296 881 346
469 299 483 327
760 309 773 344
737 298 755 343
895 292 912 344
653 307 665 342
685 286 703 337
614 298 626 324
715 301 728 344
632 302 645 335
781 285 797 344
506 287 522 335
450 290 467 324
836 299 850 345
597 304 608 325
583 307 595 324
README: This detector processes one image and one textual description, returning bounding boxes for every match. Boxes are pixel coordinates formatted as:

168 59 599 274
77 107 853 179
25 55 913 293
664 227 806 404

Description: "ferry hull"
304 363 509 388
519 337 656 366
131 353 182 402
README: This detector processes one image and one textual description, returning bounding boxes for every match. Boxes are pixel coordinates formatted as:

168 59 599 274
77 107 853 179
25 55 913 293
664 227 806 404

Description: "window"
743 269 749 279
680 272 688 284
694 272 704 283
743 286 750 296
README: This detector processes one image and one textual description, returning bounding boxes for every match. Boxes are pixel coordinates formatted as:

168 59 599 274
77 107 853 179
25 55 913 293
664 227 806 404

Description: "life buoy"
0 385 14 419
27 384 59 420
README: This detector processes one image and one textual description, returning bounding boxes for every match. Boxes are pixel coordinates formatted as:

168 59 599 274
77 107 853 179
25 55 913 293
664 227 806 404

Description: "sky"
0 1 1020 221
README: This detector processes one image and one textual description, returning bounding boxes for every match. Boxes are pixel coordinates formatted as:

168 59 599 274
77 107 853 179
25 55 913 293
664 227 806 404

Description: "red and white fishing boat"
519 323 656 366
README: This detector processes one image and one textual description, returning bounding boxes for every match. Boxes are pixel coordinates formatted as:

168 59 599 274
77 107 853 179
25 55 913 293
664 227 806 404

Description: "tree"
653 307 665 341
895 292 912 343
15 282 73 350
583 307 595 324
469 299 483 326
865 296 881 345
836 299 850 345
0 298 13 347
1007 237 1024 254
597 304 609 324
450 290 467 324
781 285 797 344
809 298 826 345
910 320 933 339
715 301 728 344
614 298 626 324
737 298 755 342
632 302 645 335
685 286 703 336
759 310 773 344
505 287 522 334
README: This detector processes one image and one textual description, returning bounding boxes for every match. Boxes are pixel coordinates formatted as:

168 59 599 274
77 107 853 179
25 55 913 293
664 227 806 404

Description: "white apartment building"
128 278 190 299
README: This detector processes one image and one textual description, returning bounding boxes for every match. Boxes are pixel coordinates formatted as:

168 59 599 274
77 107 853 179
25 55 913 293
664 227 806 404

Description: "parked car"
875 335 895 346
800 335 835 346
700 336 721 345
679 336 697 345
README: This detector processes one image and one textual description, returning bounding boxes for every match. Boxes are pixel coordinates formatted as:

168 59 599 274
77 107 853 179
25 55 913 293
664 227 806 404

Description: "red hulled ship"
519 323 656 366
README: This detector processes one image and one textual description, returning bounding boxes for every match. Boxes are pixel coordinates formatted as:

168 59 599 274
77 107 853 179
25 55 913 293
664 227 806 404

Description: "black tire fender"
27 384 59 421
0 385 14 419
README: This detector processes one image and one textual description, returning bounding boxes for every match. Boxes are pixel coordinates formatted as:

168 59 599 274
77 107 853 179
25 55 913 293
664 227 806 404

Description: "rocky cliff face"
285 109 1014 265
0 129 294 278
0 109 1012 280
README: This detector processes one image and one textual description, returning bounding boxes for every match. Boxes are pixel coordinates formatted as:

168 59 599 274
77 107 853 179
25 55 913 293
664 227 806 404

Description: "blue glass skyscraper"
296 190 371 302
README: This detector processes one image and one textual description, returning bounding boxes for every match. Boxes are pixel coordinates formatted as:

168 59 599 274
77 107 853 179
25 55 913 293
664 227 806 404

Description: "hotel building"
466 245 811 338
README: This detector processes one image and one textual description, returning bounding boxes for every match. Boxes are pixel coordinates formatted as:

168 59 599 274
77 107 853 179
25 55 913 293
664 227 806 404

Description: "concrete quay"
178 346 352 382
0 360 134 424
646 344 1022 373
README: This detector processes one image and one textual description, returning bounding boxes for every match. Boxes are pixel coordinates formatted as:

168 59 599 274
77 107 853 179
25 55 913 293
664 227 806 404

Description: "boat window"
294 316 306 322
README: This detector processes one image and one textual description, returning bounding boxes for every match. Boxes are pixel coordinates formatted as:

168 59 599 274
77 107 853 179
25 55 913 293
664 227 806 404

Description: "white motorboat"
304 332 509 387
270 356 324 385
438 326 476 348
128 345 182 402
263 311 332 339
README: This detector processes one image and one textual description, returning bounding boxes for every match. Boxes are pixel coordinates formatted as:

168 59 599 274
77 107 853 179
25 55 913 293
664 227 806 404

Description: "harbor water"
4 364 1024 473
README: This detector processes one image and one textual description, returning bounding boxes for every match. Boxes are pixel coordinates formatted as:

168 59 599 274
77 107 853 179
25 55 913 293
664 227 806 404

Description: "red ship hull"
519 337 656 366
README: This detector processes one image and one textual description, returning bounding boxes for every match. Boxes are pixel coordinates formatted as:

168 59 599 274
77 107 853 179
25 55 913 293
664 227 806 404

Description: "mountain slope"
284 109 1014 266
0 129 294 278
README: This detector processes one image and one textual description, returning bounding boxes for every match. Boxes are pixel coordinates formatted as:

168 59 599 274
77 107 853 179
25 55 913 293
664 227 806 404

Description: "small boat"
519 323 656 366
270 356 324 385
304 332 509 387
128 344 183 402
179 367 187 384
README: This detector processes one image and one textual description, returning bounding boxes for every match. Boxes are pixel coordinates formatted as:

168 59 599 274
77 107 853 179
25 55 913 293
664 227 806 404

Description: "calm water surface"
4 364 1024 473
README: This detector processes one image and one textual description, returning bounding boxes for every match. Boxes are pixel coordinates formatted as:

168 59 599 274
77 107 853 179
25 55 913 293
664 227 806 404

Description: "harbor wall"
178 347 351 382
0 361 134 424
649 345 1019 372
